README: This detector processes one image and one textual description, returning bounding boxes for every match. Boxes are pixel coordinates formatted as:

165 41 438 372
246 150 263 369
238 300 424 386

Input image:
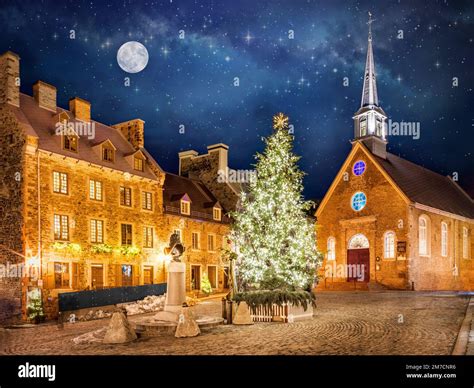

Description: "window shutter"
72 263 79 289
44 262 55 289
133 265 140 286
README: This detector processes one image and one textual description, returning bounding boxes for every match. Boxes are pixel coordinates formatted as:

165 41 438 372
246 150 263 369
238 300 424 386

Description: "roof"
374 152 474 219
11 93 158 180
163 173 230 223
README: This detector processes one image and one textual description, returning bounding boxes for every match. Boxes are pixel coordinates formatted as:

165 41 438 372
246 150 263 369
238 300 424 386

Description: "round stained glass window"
353 160 366 176
351 192 367 211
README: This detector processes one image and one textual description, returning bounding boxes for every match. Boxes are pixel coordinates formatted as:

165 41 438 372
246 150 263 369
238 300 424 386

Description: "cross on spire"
361 11 378 107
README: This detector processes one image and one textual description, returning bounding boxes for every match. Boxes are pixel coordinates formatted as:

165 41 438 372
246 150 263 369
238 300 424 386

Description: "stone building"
0 51 231 322
315 22 474 291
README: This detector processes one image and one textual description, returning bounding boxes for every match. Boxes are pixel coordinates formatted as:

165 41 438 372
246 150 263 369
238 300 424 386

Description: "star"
244 31 253 44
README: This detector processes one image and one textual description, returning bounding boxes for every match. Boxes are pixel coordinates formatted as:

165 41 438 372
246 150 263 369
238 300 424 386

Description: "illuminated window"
121 224 132 246
53 171 68 194
63 135 78 152
192 232 200 250
353 161 366 176
384 231 395 259
327 237 335 261
360 117 367 136
208 234 215 252
143 226 153 248
463 227 469 259
90 219 104 243
134 157 144 172
120 186 132 207
54 262 70 288
142 191 152 210
54 214 69 240
441 222 448 257
181 200 190 215
213 207 221 221
419 216 430 256
89 179 102 201
102 146 114 162
351 192 367 211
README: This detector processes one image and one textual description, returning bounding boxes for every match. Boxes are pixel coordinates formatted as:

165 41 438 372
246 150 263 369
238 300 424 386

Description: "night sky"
1 0 472 199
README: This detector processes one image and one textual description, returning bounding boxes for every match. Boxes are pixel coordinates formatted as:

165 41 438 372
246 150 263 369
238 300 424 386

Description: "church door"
346 249 370 282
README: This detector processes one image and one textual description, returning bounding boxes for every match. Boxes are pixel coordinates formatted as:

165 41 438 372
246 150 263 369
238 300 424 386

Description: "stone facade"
179 144 240 213
0 50 231 322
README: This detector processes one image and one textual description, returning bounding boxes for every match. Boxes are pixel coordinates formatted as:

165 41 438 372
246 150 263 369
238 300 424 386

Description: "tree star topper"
273 112 289 130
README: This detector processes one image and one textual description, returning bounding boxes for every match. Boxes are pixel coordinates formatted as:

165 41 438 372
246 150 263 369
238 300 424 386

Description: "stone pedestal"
154 261 186 322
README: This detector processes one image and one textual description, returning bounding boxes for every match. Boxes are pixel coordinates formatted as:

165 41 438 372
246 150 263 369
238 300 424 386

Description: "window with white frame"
192 232 200 250
463 227 469 259
208 234 215 252
327 237 335 261
142 191 153 210
419 216 429 256
180 200 190 215
213 207 221 221
90 219 104 243
384 231 395 259
441 222 448 257
53 171 68 194
89 179 103 201
143 226 153 248
54 214 69 241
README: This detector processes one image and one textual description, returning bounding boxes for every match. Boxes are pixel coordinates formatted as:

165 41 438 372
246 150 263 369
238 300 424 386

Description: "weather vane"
273 112 289 130
367 11 375 40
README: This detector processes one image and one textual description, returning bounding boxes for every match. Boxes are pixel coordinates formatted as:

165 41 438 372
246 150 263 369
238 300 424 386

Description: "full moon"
116 41 149 73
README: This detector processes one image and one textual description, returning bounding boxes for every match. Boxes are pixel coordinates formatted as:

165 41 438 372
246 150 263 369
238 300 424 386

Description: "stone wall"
407 206 474 291
0 105 26 322
316 147 410 290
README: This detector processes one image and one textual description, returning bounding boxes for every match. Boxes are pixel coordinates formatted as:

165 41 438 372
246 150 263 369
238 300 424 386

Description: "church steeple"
353 12 388 159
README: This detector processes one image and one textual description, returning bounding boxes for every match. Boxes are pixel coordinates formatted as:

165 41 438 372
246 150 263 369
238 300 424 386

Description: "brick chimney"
178 150 199 176
69 97 91 121
112 119 145 149
0 51 20 107
33 81 57 112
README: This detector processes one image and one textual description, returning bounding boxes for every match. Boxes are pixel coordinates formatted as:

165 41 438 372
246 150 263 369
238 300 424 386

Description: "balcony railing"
164 206 230 223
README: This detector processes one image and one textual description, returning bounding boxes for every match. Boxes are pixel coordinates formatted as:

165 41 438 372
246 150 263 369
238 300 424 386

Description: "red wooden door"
346 248 370 282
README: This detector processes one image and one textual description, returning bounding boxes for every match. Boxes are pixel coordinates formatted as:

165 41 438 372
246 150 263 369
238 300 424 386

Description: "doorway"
143 266 154 285
347 249 370 282
91 264 104 289
191 265 201 290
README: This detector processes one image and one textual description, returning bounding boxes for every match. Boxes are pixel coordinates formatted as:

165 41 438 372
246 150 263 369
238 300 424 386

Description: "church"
315 19 474 291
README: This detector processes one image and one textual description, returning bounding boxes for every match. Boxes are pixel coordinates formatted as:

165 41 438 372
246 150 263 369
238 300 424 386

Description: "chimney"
69 97 91 121
178 150 198 176
112 119 145 149
33 81 57 112
207 143 229 172
0 51 20 107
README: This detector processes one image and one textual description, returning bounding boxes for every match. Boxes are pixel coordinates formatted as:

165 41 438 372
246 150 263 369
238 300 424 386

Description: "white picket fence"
249 303 315 323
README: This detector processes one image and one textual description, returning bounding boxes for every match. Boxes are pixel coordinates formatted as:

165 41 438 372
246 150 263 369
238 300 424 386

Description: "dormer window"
134 157 144 172
213 207 221 221
103 146 114 162
180 200 190 215
63 134 78 152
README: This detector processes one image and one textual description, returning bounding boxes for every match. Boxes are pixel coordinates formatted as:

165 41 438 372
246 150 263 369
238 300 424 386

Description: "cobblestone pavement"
0 292 469 355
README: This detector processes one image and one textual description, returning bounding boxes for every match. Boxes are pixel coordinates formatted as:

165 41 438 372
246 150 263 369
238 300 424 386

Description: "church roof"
374 152 474 219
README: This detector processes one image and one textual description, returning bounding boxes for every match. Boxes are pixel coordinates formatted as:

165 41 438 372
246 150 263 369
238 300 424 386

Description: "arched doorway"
347 234 370 282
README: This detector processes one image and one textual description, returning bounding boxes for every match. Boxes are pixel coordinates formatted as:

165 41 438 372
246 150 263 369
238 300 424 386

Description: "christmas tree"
231 113 322 292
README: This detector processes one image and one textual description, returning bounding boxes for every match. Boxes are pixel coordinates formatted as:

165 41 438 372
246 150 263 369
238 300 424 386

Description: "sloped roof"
12 93 158 180
374 152 474 219
163 173 229 223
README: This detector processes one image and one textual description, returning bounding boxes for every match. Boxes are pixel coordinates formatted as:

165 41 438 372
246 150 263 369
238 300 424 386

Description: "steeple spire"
352 12 388 158
361 12 378 107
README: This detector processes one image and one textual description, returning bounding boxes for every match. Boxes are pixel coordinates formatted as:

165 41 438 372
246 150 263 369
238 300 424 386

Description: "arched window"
441 222 448 257
348 234 369 249
463 227 469 259
419 216 430 256
327 237 336 261
384 231 395 259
